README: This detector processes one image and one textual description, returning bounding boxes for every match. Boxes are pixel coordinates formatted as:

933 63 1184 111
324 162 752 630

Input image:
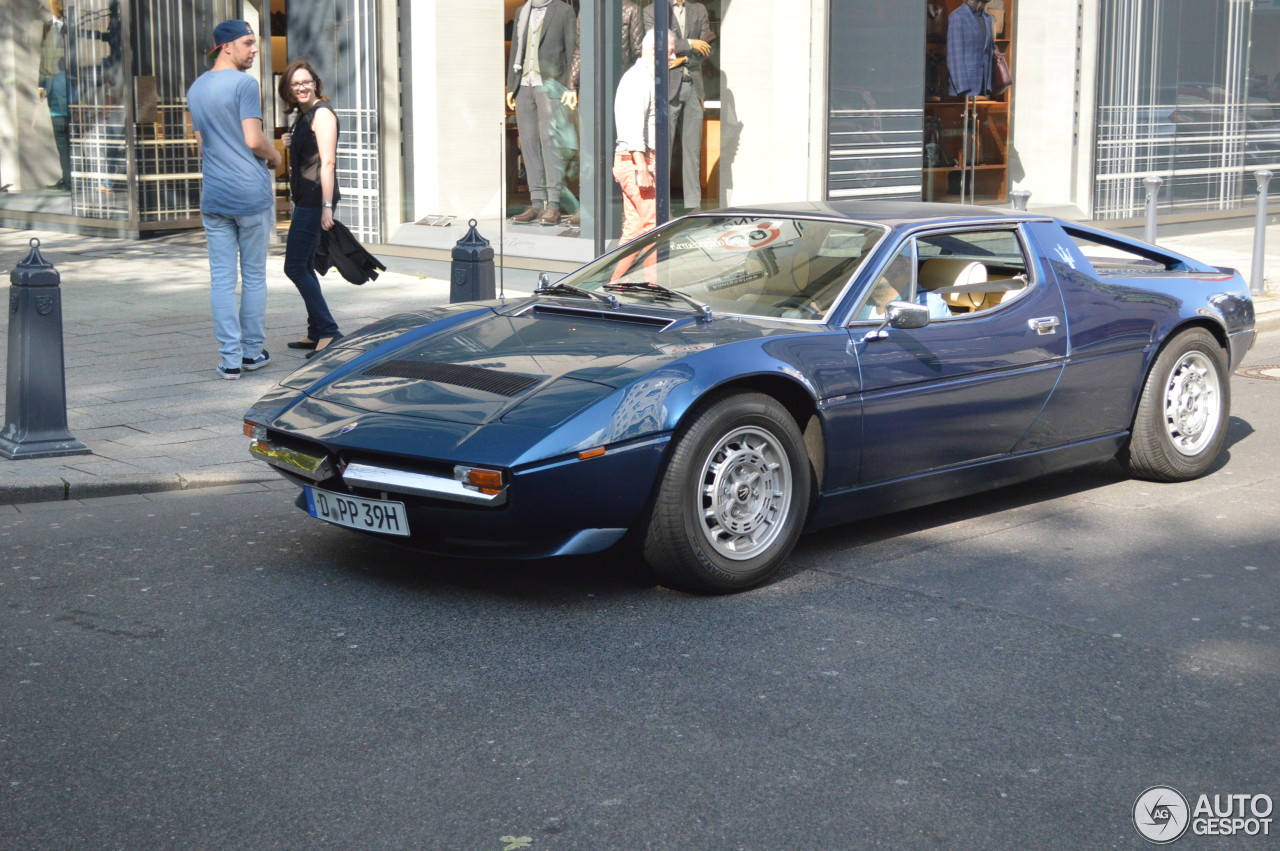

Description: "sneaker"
242 349 271 371
217 365 242 380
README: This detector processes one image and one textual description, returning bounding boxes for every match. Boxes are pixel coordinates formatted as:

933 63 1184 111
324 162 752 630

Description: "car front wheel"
643 392 811 593
1120 327 1229 481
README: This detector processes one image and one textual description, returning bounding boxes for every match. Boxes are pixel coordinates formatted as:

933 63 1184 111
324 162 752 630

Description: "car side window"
914 229 1030 316
854 243 916 320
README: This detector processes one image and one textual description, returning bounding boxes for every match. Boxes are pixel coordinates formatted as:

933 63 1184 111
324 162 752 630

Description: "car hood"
307 298 804 426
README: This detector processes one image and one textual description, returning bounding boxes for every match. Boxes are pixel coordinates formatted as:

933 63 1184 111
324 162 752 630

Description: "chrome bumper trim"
249 440 335 482
342 462 507 506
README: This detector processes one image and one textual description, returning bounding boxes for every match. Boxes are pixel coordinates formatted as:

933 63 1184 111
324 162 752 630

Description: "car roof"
699 200 1024 228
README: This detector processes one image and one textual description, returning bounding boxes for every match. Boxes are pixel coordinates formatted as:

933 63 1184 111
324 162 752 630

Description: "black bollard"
449 219 496 303
1 238 89 460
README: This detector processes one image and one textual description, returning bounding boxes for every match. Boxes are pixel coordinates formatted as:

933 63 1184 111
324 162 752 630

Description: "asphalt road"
3 335 1278 850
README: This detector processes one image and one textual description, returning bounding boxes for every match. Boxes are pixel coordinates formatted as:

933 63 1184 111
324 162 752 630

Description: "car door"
852 224 1069 484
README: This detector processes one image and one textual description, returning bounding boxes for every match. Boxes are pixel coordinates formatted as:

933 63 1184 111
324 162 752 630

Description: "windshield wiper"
603 281 713 321
535 274 619 309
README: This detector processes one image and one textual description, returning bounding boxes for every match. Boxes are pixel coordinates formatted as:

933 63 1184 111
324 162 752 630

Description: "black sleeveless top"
289 103 341 208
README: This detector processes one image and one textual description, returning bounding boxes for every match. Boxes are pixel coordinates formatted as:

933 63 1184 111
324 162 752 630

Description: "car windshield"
560 215 887 321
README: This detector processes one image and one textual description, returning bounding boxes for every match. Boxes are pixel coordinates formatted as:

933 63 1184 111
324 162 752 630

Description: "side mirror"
862 300 929 341
886 300 930 329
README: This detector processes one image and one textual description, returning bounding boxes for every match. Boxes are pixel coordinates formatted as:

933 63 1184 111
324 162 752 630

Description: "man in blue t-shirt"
187 20 280 379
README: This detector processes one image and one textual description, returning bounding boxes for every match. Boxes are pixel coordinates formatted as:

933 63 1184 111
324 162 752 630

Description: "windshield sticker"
705 269 766 291
670 220 802 256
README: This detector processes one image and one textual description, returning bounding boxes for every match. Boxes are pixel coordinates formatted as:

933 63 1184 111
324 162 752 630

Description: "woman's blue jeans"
284 205 341 340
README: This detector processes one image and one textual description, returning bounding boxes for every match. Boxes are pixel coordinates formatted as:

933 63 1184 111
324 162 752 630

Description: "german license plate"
304 487 410 536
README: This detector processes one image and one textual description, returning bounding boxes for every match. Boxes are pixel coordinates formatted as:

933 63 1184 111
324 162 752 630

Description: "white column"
400 0 505 224
1009 0 1096 217
716 0 817 206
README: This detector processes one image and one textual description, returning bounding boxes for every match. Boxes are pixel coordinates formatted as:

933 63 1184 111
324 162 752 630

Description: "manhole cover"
1235 364 1280 382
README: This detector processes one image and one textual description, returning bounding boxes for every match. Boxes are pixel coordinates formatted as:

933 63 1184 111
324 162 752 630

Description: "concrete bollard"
450 219 496 303
1250 170 1272 296
1143 176 1163 245
1009 189 1031 211
0 238 89 460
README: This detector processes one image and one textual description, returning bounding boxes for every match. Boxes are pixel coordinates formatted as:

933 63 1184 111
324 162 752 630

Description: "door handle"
1028 316 1059 335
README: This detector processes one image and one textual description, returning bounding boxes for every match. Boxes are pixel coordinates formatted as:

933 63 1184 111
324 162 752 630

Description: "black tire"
643 392 811 593
1120 327 1229 482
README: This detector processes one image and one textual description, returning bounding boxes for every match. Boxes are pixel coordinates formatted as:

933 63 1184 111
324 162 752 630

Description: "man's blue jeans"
203 208 272 369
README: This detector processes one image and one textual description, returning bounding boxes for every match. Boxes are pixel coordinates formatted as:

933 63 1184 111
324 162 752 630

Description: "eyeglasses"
290 80 315 90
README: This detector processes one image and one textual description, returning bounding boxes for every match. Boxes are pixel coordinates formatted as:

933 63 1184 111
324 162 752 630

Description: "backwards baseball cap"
208 20 254 58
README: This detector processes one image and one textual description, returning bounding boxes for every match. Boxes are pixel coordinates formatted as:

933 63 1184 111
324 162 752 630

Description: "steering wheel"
772 297 823 320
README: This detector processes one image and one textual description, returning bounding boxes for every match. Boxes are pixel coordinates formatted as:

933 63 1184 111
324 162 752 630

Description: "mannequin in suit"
947 0 994 97
643 0 714 212
506 0 579 226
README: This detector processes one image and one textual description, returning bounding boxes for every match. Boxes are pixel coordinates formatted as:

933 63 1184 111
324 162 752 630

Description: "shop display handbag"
991 47 1012 96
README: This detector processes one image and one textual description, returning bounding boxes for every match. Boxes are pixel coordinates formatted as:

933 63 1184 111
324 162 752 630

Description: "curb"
0 471 282 506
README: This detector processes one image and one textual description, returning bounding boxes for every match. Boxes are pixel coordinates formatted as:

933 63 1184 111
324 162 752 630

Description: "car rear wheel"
643 392 811 593
1120 327 1229 481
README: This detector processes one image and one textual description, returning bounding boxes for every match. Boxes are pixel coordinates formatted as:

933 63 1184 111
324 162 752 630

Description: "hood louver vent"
527 304 675 329
361 360 541 397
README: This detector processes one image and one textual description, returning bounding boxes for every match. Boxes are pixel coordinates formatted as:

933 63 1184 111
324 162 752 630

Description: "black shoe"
304 334 343 360
287 339 318 350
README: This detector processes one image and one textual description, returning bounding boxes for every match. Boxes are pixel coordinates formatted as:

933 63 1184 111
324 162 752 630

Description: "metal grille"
130 0 234 223
828 108 924 200
825 1 925 202
361 361 542 397
67 0 130 220
65 0 235 223
336 0 381 244
290 0 382 244
1093 0 1268 219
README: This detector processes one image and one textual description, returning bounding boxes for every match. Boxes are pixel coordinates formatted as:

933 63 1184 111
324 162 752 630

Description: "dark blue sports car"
245 202 1256 592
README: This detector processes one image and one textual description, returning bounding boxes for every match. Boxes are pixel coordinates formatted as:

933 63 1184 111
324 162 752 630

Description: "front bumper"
253 432 671 559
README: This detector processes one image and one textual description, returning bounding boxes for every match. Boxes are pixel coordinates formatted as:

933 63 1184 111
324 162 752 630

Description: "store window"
0 0 235 229
272 0 383 242
0 0 126 218
398 1 814 261
1094 0 1273 218
501 0 727 251
922 0 1015 204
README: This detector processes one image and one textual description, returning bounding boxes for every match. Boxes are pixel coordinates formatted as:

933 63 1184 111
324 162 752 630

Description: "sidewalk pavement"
2 222 1278 506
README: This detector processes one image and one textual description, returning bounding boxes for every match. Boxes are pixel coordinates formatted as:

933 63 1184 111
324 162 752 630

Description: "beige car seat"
917 258 998 313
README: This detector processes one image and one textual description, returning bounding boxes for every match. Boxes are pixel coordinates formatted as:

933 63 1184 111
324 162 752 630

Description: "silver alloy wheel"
697 426 793 560
1163 349 1222 456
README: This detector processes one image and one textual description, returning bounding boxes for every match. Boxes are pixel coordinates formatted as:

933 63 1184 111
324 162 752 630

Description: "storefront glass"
1 0 235 230
1094 0 1275 218
501 0 732 251
275 0 383 243
921 0 1015 204
826 0 1019 207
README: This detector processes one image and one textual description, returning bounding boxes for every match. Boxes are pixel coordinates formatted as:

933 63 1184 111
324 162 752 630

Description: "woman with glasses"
278 60 343 355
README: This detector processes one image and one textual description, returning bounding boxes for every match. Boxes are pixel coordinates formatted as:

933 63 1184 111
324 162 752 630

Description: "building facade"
2 0 1277 263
